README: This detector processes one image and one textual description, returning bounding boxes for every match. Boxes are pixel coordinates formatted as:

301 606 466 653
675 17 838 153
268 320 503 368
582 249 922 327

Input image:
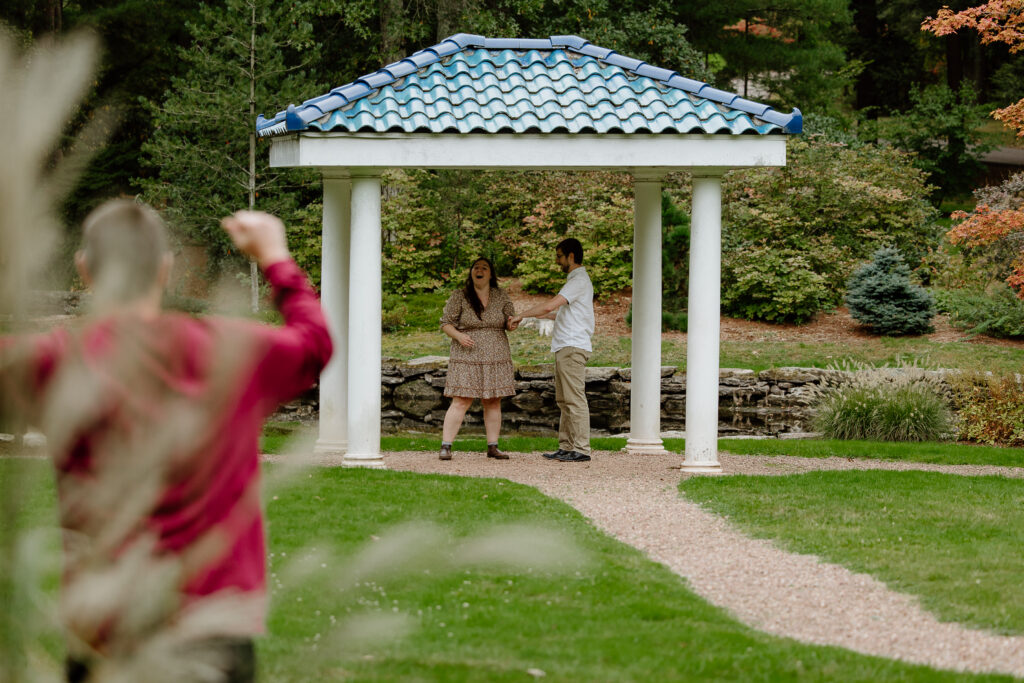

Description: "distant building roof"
257 34 801 138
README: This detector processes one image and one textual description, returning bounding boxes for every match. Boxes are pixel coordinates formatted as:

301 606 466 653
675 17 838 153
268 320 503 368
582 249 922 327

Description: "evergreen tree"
846 246 936 335
139 0 321 310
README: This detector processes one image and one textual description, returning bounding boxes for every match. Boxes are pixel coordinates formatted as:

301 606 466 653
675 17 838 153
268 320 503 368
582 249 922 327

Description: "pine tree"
139 0 321 311
846 246 936 335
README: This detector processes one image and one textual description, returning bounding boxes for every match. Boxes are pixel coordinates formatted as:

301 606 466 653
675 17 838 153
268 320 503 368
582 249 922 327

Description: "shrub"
933 284 1024 339
811 365 952 442
625 305 688 332
698 136 941 323
873 83 994 202
951 374 1024 447
846 247 935 335
662 193 690 311
721 246 832 324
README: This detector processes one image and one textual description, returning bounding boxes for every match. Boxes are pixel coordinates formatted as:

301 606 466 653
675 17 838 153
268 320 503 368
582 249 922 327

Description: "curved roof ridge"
256 35 802 137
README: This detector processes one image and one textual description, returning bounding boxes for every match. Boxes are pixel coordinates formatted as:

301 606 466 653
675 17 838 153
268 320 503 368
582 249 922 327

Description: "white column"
315 174 351 461
626 174 668 455
344 172 385 469
683 174 724 473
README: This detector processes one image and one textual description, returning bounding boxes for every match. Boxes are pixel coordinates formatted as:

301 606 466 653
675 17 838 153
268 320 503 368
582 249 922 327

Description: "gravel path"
380 449 1024 678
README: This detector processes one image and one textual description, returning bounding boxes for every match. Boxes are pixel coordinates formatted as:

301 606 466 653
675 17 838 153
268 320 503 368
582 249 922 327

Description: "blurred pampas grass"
0 30 587 683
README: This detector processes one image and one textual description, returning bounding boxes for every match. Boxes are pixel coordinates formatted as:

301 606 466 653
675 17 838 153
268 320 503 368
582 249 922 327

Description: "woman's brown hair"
463 257 498 319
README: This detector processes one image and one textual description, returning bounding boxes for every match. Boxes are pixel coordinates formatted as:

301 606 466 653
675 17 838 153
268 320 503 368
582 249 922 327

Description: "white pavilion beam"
315 173 350 461
344 171 385 469
625 173 668 455
683 173 724 473
270 133 785 171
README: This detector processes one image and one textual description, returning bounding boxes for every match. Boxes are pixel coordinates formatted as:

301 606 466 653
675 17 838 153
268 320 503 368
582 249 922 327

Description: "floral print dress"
439 288 516 399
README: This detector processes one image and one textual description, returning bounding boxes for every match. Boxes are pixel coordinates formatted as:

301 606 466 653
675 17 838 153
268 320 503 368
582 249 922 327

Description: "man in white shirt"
510 238 595 462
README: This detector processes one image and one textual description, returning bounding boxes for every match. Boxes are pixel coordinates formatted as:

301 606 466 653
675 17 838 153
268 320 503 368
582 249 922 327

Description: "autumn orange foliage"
924 2 1024 295
923 1 1024 135
948 205 1024 296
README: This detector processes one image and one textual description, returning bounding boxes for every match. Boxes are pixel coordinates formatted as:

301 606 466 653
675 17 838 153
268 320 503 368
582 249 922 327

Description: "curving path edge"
380 450 1024 679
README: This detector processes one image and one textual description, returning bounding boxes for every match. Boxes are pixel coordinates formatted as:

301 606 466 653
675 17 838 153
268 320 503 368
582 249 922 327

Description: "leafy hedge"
717 137 941 323
287 135 939 328
951 374 1024 447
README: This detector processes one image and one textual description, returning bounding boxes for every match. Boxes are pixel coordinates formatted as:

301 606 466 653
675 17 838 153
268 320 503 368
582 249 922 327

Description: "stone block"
609 380 631 395
661 375 686 393
393 379 444 416
617 366 677 382
398 356 449 377
758 367 838 384
585 367 619 382
511 392 546 412
517 364 555 380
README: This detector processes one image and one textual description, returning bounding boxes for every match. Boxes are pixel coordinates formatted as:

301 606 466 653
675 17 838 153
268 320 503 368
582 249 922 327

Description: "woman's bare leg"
481 397 502 444
442 396 474 443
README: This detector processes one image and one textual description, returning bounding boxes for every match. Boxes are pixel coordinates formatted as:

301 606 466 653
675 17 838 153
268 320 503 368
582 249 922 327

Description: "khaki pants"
554 346 590 455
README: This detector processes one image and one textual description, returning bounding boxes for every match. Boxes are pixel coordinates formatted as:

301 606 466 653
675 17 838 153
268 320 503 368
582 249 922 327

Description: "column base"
680 461 724 475
624 437 669 455
342 453 387 469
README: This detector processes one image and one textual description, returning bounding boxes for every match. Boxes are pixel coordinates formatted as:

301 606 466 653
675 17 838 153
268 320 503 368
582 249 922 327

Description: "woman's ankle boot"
486 444 508 459
439 444 452 460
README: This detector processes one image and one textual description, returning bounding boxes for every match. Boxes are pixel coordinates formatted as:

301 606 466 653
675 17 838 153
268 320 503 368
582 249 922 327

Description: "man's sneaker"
555 450 591 462
542 449 569 460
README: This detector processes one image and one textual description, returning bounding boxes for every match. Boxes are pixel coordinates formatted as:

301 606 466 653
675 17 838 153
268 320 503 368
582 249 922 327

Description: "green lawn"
682 470 1024 635
718 438 1024 468
383 331 1024 375
1 459 1011 681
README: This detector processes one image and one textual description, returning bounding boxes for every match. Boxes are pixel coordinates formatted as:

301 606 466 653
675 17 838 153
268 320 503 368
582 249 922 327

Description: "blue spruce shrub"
846 247 935 335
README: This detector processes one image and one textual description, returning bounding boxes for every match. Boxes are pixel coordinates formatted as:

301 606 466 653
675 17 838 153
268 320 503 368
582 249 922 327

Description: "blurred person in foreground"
0 200 332 682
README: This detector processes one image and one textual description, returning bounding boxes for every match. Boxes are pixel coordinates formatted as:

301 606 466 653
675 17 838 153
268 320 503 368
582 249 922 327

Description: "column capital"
321 169 351 181
691 168 727 180
350 169 384 179
632 170 665 183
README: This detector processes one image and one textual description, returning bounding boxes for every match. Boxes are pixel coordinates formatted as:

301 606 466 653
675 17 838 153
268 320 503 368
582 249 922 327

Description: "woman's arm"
442 323 474 348
440 293 474 348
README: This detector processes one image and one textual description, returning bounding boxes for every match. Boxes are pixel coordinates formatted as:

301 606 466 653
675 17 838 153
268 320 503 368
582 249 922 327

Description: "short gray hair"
80 199 170 304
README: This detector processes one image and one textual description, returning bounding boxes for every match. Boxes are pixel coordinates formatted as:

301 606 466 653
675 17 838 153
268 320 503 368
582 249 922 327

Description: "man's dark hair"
556 238 583 265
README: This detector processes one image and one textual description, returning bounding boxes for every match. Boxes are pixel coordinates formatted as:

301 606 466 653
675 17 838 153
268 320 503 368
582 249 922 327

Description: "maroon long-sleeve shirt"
1 259 331 643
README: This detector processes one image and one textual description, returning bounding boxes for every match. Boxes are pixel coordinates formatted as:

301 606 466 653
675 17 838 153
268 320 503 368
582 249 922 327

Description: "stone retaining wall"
277 357 852 436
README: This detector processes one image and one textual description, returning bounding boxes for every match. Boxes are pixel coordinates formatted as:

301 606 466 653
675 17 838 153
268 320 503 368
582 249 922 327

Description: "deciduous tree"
139 0 321 310
923 0 1024 134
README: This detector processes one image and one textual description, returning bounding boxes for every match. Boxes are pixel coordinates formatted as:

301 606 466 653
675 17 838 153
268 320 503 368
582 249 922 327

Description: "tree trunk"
851 0 878 115
946 32 963 89
248 1 259 313
380 0 405 64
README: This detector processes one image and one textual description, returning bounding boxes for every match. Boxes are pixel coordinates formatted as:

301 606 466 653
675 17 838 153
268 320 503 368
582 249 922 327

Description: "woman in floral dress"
438 257 517 460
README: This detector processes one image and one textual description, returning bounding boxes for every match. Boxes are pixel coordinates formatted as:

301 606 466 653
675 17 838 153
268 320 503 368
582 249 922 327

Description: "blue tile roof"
256 34 801 137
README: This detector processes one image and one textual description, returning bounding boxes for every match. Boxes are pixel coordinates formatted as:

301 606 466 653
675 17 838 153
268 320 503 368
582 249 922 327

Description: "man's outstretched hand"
221 211 291 268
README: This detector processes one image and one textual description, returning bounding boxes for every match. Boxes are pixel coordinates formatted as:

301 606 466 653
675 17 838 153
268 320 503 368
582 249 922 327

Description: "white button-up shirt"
551 266 595 353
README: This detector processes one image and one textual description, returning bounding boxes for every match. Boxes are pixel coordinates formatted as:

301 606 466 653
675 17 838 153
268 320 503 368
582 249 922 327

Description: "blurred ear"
156 253 174 290
74 251 92 286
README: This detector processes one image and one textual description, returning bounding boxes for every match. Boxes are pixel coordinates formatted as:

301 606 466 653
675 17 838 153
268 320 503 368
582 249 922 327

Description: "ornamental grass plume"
810 361 954 442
